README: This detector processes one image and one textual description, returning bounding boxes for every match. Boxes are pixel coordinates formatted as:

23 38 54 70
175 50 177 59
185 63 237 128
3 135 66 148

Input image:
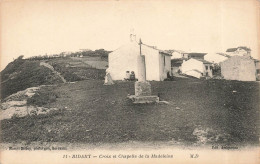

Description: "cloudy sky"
1 0 259 70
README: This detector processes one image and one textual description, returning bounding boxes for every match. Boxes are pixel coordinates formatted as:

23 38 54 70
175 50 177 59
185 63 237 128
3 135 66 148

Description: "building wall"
187 54 205 60
183 54 189 58
255 61 260 80
204 64 213 77
184 70 202 78
171 51 182 59
158 54 171 80
141 45 161 81
235 49 249 56
255 61 260 70
182 58 204 77
108 42 168 81
220 56 256 81
108 43 139 80
181 58 213 78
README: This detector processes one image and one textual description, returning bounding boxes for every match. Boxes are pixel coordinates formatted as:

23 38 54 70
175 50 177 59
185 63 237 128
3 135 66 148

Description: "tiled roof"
195 58 213 64
226 46 251 52
226 48 238 52
166 49 186 54
216 53 231 58
185 53 207 56
189 69 203 74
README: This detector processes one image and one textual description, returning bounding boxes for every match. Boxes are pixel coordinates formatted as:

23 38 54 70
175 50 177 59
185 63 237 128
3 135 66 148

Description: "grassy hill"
0 55 107 99
46 57 106 82
0 56 63 99
1 78 259 146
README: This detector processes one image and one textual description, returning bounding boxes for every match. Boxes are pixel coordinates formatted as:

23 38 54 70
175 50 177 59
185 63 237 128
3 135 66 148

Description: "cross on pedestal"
127 39 159 104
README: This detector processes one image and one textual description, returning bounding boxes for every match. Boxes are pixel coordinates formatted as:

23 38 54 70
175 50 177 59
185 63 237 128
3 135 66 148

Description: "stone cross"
135 39 152 97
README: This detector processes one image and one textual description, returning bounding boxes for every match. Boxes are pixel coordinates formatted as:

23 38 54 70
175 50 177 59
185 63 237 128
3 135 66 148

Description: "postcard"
0 0 259 163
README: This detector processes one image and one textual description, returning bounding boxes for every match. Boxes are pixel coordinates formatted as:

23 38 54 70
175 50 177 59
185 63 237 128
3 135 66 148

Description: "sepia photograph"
0 0 259 163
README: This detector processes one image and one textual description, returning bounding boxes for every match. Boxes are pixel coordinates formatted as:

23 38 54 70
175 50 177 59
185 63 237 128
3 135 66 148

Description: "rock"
193 127 209 144
0 106 29 120
4 87 40 101
1 100 27 110
0 106 58 120
175 107 181 110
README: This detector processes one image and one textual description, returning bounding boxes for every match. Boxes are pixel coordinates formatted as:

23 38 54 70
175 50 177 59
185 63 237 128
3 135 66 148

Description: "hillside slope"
46 57 106 81
1 79 259 146
0 57 63 99
0 56 107 100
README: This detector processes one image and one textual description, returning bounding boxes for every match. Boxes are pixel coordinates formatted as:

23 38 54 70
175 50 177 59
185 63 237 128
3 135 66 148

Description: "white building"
108 41 171 81
168 50 186 59
182 58 213 78
220 56 256 81
226 47 251 57
170 52 208 76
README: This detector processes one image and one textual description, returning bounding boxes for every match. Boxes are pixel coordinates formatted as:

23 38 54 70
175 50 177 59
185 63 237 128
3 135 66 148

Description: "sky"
1 0 259 70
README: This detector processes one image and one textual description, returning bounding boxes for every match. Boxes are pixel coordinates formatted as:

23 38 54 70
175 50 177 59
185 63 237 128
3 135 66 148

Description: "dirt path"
40 62 67 83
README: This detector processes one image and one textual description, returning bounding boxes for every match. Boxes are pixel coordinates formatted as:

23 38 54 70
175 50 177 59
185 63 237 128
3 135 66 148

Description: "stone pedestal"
128 95 159 104
128 81 159 104
135 81 151 96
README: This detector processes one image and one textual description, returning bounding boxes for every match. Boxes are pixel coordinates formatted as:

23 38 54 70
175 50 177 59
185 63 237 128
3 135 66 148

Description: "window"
206 66 208 70
164 55 166 66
